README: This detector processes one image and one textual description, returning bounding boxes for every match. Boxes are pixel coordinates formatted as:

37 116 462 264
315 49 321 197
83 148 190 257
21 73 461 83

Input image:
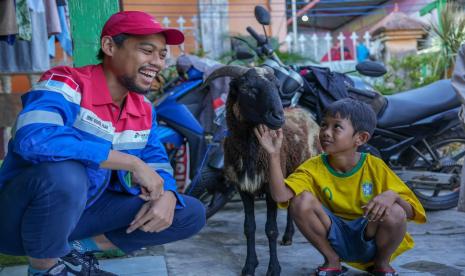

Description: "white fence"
285 31 376 72
161 15 200 57
161 15 378 73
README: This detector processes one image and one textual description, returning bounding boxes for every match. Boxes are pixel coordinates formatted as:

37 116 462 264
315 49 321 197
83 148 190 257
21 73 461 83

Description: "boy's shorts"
323 206 377 263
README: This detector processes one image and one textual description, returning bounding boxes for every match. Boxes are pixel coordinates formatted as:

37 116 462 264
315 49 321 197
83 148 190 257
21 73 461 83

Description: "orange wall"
123 0 288 55
123 0 199 56
229 0 287 48
9 0 288 93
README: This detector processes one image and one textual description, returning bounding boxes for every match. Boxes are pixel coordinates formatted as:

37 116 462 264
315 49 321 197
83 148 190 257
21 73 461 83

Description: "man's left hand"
126 191 177 233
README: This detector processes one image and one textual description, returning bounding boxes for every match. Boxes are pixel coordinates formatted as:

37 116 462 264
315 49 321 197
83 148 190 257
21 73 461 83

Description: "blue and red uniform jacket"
0 64 184 208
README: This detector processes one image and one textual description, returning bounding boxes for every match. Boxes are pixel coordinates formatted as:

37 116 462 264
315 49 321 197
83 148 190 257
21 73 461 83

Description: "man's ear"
101 36 115 57
355 131 370 146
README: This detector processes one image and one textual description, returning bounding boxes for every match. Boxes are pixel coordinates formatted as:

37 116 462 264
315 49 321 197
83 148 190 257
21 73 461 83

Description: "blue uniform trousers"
0 161 205 258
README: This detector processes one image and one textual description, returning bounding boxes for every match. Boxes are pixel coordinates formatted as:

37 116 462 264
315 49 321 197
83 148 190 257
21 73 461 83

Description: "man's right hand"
100 151 165 200
132 160 164 201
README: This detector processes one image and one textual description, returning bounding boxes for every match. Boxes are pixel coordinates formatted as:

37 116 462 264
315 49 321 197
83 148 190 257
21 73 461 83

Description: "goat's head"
204 65 285 130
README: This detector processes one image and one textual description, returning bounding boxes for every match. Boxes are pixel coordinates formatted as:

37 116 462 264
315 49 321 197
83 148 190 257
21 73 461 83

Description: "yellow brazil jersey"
282 153 426 270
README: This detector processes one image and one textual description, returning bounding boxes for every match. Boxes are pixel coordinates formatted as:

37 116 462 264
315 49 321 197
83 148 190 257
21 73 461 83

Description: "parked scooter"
153 65 206 192
190 5 465 217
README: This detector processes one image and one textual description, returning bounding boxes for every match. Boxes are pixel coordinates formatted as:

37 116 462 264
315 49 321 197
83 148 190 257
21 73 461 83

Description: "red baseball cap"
101 11 184 45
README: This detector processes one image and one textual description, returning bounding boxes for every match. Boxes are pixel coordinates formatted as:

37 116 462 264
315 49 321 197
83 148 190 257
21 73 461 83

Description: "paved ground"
0 256 168 276
162 198 465 276
2 197 465 275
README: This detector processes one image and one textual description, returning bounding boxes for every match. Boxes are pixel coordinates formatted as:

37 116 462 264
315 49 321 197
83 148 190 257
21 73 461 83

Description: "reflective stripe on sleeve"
147 162 174 176
13 110 64 136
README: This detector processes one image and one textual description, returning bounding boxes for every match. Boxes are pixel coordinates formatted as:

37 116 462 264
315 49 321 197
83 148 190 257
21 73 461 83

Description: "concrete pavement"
163 198 465 275
2 197 465 275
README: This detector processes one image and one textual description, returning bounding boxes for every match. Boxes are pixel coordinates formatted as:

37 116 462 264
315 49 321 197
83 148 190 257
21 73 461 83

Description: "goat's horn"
200 65 249 89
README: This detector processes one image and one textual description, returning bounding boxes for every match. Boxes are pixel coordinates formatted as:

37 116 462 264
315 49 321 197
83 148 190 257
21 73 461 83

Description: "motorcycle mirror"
235 46 255 60
254 5 270 25
355 61 387 77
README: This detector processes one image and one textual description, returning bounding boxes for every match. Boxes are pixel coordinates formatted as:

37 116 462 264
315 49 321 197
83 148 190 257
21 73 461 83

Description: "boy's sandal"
315 265 348 276
370 268 399 276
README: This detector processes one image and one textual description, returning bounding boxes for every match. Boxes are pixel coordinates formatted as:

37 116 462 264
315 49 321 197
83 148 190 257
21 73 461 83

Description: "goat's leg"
280 211 294 246
239 191 258 276
265 192 281 276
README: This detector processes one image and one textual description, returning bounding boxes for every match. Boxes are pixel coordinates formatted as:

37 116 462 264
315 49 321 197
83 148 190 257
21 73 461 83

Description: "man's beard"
118 75 150 95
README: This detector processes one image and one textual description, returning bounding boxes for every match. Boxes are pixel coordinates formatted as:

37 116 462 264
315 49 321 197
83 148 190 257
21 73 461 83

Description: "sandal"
370 268 399 276
315 265 348 276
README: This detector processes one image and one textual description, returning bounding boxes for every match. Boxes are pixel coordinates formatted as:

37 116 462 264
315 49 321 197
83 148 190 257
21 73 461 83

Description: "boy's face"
319 114 367 154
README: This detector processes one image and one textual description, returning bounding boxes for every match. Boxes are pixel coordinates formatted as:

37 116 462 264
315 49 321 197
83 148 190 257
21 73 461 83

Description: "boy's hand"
253 124 283 155
362 190 398 222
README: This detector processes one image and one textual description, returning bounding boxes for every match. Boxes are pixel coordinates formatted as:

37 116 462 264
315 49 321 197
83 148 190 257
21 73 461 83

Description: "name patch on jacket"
113 129 150 150
74 107 115 141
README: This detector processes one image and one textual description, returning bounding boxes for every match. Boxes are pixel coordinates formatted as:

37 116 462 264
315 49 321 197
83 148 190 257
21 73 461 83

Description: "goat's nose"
271 112 282 120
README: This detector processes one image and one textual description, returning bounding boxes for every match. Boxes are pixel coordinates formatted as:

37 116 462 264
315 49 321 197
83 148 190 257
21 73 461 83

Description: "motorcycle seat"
377 80 460 128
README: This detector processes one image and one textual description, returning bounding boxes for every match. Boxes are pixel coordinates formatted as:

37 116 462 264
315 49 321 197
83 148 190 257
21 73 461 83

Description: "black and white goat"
204 66 320 276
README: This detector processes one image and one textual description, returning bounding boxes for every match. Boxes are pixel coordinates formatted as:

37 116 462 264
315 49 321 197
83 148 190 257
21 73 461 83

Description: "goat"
204 66 320 276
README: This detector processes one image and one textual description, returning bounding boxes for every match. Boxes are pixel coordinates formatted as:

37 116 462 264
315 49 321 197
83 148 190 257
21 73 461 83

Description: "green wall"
68 0 120 67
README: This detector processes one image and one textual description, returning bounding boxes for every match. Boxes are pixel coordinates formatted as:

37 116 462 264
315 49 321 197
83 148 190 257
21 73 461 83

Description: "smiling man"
0 11 205 276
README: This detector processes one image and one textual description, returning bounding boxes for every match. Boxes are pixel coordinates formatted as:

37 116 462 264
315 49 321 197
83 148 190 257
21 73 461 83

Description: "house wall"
123 0 287 57
228 0 287 47
123 0 200 56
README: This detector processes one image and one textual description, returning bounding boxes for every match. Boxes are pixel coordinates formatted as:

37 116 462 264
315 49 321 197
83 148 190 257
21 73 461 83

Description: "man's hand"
126 191 177 234
362 190 398 222
254 124 283 155
132 160 164 201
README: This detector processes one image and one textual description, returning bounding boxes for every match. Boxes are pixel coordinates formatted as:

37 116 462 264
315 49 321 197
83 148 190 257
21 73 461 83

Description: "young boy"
254 98 426 276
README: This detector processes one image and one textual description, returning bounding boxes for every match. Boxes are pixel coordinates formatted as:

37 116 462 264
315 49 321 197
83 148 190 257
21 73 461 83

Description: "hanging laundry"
48 35 56 58
0 0 50 73
27 0 45 12
56 4 72 56
16 0 33 41
44 0 61 36
0 0 18 37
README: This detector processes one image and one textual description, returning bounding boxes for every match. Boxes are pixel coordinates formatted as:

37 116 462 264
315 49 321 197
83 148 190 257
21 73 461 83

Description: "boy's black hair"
96 33 130 61
323 98 377 136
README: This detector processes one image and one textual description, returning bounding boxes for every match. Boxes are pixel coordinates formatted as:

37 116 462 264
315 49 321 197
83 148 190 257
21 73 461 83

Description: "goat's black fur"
209 66 319 276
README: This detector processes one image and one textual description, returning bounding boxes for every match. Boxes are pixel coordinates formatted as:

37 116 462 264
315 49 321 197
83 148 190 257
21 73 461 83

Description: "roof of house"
368 10 427 36
295 0 390 31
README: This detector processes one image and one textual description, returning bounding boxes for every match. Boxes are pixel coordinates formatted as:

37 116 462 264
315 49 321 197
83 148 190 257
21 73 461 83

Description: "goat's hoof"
265 266 281 276
280 239 293 246
241 266 257 276
241 271 255 276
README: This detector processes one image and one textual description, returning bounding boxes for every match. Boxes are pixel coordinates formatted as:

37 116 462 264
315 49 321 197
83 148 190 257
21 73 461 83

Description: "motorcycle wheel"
186 166 236 219
400 128 465 210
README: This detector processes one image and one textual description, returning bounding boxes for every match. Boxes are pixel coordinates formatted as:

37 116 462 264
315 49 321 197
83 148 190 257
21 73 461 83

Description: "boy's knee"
290 191 319 218
383 203 407 226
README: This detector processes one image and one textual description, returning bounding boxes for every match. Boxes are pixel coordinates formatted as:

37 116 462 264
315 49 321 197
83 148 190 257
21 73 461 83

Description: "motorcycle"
153 64 206 193
190 5 465 217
